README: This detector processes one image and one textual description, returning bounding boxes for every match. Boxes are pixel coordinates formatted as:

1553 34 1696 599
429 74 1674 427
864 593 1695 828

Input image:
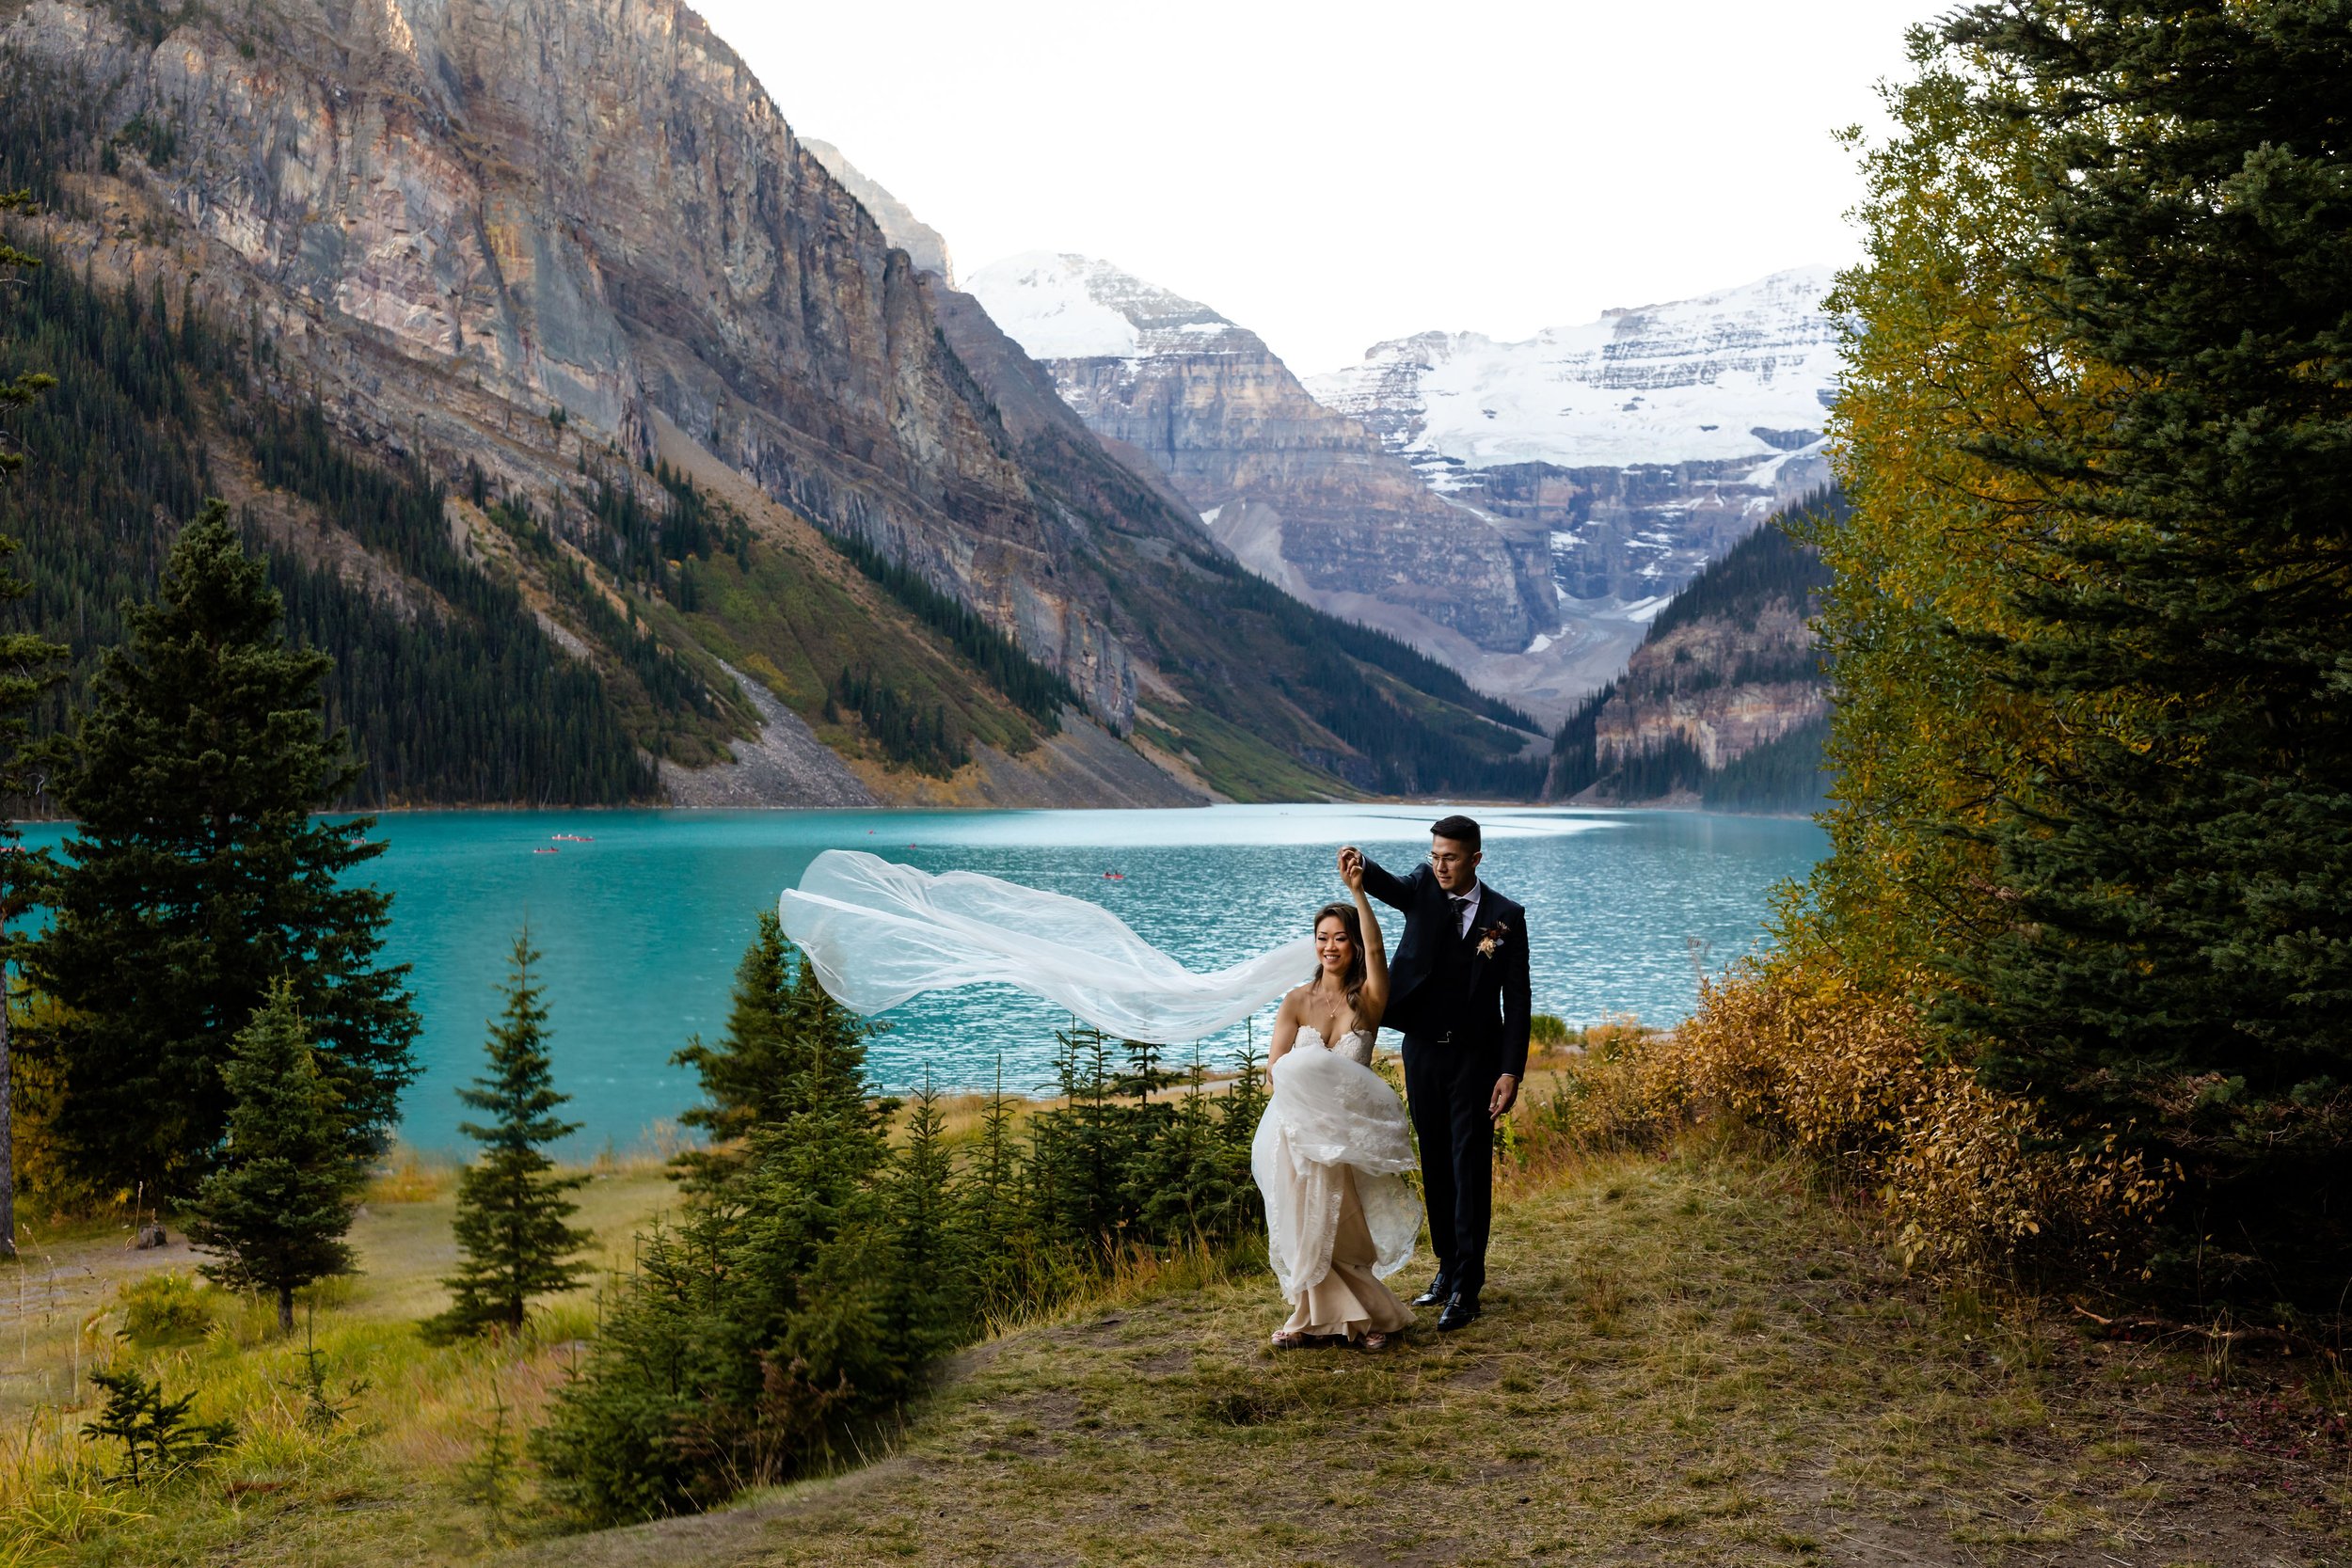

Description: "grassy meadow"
0 1072 2344 1567
504 1132 2348 1568
0 1152 683 1566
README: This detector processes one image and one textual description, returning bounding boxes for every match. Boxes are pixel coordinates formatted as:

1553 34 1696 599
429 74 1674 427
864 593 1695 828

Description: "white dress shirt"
1448 880 1484 939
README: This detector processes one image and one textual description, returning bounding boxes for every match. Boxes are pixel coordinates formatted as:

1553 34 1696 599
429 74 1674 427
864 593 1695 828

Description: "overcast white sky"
691 0 1952 375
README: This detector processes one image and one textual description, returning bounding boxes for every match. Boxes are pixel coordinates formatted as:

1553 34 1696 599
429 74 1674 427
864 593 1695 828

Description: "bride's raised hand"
1338 846 1364 892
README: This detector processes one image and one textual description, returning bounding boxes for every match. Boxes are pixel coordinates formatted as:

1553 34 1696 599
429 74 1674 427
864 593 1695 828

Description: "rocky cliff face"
1546 499 1837 813
801 138 955 286
965 251 1557 657
1 0 1541 803
1 0 1143 724
1309 268 1838 608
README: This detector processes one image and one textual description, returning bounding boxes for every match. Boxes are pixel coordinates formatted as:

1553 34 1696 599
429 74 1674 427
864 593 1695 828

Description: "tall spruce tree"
427 930 592 1338
25 503 418 1197
183 982 369 1331
1929 2 2352 1283
0 533 63 1266
0 191 68 1259
669 911 793 1190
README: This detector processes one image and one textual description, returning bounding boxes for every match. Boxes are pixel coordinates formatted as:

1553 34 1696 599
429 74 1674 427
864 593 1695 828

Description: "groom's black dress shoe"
1437 1293 1482 1333
1409 1275 1453 1309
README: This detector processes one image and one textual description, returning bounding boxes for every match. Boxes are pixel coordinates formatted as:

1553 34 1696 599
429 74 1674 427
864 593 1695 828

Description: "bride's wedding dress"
1254 1026 1420 1338
778 849 1422 1338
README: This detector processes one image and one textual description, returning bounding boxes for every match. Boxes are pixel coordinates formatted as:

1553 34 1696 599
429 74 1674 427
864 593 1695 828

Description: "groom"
1341 816 1531 1331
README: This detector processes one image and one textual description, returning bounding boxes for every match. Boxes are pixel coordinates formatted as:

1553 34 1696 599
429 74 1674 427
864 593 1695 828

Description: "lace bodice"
1295 1025 1376 1068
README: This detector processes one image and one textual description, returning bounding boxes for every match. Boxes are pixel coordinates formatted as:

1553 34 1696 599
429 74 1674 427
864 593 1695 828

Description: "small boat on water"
532 847 560 855
1103 871 1126 880
550 832 595 843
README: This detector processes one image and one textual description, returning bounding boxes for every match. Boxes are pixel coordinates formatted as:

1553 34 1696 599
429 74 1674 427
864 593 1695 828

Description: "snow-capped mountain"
1308 268 1839 603
960 251 1237 359
1308 267 1839 478
967 253 1561 662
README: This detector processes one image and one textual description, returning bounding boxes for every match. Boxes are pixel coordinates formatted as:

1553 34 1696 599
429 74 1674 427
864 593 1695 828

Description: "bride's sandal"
1270 1329 1312 1351
1358 1330 1394 1352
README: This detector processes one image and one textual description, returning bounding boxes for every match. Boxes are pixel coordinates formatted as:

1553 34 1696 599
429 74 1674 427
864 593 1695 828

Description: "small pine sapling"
460 1382 521 1540
82 1367 236 1486
426 929 592 1338
283 1309 368 1433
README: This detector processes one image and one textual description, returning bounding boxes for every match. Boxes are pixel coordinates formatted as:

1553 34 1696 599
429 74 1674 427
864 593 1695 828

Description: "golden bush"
1522 960 2167 1271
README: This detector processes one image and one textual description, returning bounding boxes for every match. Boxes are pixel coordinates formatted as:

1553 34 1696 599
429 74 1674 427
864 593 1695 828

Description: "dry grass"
0 1161 683 1566
4 1115 2345 1566
500 1133 2349 1568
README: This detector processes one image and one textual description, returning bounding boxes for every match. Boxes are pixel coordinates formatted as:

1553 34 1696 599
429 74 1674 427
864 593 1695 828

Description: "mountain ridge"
0 0 1539 805
964 250 1559 660
1310 267 1839 621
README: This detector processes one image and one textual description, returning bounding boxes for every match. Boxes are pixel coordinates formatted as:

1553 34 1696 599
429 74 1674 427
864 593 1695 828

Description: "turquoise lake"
17 805 1824 1155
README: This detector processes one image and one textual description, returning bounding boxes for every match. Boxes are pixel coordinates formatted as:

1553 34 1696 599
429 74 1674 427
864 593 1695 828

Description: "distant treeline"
818 524 1078 728
825 663 971 776
1183 555 1548 797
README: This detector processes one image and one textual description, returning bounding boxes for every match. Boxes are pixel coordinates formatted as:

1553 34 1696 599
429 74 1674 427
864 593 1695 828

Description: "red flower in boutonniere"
1476 921 1510 959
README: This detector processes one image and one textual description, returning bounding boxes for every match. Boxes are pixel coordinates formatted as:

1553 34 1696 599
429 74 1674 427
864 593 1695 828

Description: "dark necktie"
1448 895 1472 939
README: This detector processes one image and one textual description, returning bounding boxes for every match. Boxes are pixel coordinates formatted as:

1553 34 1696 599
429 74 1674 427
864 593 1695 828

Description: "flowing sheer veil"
778 849 1312 1042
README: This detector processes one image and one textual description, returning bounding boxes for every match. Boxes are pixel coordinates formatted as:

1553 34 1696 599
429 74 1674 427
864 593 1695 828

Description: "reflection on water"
17 805 1824 1153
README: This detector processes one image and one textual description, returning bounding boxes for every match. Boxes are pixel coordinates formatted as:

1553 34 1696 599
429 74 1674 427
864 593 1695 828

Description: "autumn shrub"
1519 959 2167 1272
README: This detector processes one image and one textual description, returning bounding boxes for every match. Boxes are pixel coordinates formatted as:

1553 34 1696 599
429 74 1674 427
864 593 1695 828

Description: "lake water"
17 806 1824 1154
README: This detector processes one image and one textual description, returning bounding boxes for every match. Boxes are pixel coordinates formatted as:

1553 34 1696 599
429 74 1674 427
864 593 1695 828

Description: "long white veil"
778 849 1311 1042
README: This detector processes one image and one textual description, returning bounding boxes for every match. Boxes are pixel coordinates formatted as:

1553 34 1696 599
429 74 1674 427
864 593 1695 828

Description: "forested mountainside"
0 0 1539 804
1546 493 1838 812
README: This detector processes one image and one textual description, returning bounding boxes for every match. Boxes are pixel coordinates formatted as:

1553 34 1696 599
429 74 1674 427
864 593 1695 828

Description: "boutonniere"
1476 921 1510 959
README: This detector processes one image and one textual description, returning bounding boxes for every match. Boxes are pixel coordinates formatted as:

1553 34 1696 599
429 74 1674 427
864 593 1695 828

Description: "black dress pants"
1402 1032 1500 1299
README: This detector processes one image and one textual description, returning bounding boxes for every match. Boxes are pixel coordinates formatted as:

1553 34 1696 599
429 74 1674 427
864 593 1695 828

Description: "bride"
1254 863 1421 1350
777 847 1420 1350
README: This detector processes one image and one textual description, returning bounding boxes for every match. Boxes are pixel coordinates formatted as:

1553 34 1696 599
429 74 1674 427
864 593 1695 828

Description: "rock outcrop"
1546 497 1838 813
965 251 1557 657
802 138 955 285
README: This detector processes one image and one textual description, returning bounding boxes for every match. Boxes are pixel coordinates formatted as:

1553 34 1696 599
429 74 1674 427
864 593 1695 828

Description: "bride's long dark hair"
1310 902 1367 1017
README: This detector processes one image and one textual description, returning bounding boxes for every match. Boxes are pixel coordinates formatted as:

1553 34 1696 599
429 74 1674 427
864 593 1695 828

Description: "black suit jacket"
1360 857 1533 1078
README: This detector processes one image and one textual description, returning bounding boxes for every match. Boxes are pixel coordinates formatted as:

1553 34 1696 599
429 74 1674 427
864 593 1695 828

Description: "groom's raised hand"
1337 846 1363 885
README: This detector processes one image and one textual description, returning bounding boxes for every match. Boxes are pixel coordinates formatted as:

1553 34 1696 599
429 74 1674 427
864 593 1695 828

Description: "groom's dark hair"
1430 814 1482 852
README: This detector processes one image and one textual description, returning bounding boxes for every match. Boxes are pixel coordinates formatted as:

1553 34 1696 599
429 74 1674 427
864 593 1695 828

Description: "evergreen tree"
669 912 793 1190
537 944 894 1523
183 983 369 1331
1927 0 2352 1285
875 1076 969 1372
24 504 418 1196
426 930 593 1339
0 188 69 1258
0 532 63 1265
957 1055 1036 1320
